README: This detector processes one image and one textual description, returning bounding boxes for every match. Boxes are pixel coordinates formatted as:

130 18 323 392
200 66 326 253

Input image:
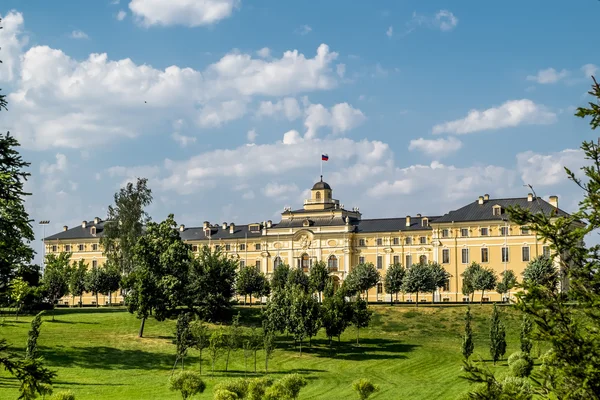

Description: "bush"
352 378 380 399
247 376 274 400
169 371 206 399
213 389 239 400
264 374 307 400
214 379 248 399
510 358 534 378
507 351 532 366
500 376 532 398
50 391 76 400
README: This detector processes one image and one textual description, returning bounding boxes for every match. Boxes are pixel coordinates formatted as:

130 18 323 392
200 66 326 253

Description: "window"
255 260 261 270
493 206 501 216
543 246 551 258
419 255 427 265
78 244 84 251
255 243 261 251
316 192 321 200
225 244 231 251
422 218 429 227
419 236 426 244
192 245 198 252
249 225 260 232
273 257 282 269
393 255 400 264
461 228 469 237
442 229 450 238
92 260 97 268
443 297 450 302
301 253 310 271
443 281 450 291
359 256 365 264
522 246 530 262
239 244 246 251
461 248 469 264
463 297 470 303
376 238 383 246
500 226 509 236
359 239 366 246
51 245 57 252
405 237 412 245
442 249 450 264
91 227 96 235
377 256 383 269
92 244 98 251
240 260 245 268
481 248 489 263
215 245 220 251
405 255 412 267
328 255 338 271
393 237 400 245
520 226 530 235
377 283 383 294
480 227 489 236
502 247 509 263
65 245 71 252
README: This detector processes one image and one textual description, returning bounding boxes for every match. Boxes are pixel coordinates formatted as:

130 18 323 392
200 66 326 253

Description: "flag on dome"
321 154 329 161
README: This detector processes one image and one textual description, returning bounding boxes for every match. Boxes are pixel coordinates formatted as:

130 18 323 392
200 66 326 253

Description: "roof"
433 197 569 223
44 220 107 241
179 224 265 241
356 216 439 233
312 179 331 190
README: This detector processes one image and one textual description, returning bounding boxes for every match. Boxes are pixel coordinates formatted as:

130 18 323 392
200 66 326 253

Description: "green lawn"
0 304 527 399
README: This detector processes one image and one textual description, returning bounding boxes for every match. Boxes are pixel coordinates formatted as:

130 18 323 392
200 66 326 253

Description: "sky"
0 0 598 265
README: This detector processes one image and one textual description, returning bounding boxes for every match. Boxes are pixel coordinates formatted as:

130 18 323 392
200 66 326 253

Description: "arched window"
301 253 310 271
316 192 321 200
90 226 96 235
419 255 427 265
328 255 338 271
273 256 282 270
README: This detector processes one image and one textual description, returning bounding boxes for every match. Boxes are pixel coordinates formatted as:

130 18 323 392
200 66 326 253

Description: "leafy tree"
9 277 30 319
522 256 559 290
461 262 482 302
271 263 290 292
248 376 274 400
208 328 225 374
190 320 209 375
309 260 329 302
287 267 310 293
69 260 87 307
100 262 121 307
287 286 312 355
352 378 380 400
520 315 533 354
429 262 450 303
320 286 353 345
302 291 321 347
126 214 191 337
42 253 72 320
85 266 103 308
489 304 507 365
237 266 265 305
496 270 517 302
263 287 290 335
100 178 153 276
345 262 380 302
402 263 434 306
462 307 474 360
460 361 533 399
384 263 405 305
473 267 497 305
249 327 262 373
351 295 372 345
225 313 242 372
186 245 237 322
263 329 275 373
168 370 205 399
173 312 194 372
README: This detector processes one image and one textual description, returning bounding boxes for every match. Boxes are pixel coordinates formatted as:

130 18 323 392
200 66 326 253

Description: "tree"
302 291 321 347
520 315 533 354
271 263 290 292
85 266 103 308
473 267 497 305
384 263 405 305
168 371 205 400
186 245 237 322
263 329 275 373
249 327 262 373
126 214 191 337
9 277 30 320
522 256 559 290
462 307 474 360
402 263 434 306
225 313 242 372
429 262 450 303
42 253 72 320
461 262 482 302
496 270 517 302
26 312 43 359
208 329 225 374
351 296 372 345
100 178 153 276
173 312 194 373
287 286 311 355
263 287 290 335
237 266 265 305
489 304 507 365
287 267 310 293
101 262 122 307
69 260 87 307
352 378 380 400
345 263 380 302
309 261 329 302
320 284 353 345
264 374 307 400
190 320 209 375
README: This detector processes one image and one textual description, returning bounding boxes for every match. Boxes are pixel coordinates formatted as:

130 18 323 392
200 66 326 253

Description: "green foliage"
345 263 380 302
214 379 248 399
472 267 497 304
263 287 290 334
25 312 43 360
320 290 353 344
100 177 153 276
383 263 405 303
225 313 242 371
522 256 558 290
429 262 451 302
287 285 321 353
213 389 239 400
49 391 76 400
402 263 434 305
309 261 329 300
460 360 533 399
169 370 205 399
263 374 307 400
496 270 517 299
263 329 275 373
352 378 380 400
69 260 87 306
9 277 30 317
489 304 506 364
574 76 600 129
270 263 290 292
208 328 225 373
461 263 482 301
462 307 474 360
174 312 194 369
287 267 310 293
519 315 533 354
85 266 103 307
237 266 268 305
508 355 533 378
190 320 209 374
247 376 274 400
99 262 122 305
351 296 372 345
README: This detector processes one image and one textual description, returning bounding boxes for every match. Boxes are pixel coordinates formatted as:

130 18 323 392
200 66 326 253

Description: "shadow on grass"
46 319 99 325
204 367 327 378
51 308 127 316
278 338 419 361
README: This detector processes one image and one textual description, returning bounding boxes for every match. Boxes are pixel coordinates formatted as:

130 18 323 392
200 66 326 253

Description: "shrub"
213 389 239 400
247 377 274 400
352 378 380 400
214 379 248 399
500 376 532 398
169 371 206 399
507 351 532 366
50 391 76 400
510 358 534 378
264 374 307 400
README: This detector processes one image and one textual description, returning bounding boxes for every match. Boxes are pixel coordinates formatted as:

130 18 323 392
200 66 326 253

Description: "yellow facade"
44 180 564 305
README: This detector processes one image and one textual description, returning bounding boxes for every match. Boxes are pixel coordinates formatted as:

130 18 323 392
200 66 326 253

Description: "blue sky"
0 0 597 264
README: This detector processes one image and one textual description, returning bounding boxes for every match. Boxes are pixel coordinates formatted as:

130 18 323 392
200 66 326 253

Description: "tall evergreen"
462 307 474 360
489 304 506 365
520 315 533 354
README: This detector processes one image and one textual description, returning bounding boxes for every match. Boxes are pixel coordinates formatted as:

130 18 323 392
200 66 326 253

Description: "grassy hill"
0 304 528 399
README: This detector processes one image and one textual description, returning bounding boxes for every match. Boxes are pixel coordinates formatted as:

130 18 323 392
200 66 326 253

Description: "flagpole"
320 157 323 178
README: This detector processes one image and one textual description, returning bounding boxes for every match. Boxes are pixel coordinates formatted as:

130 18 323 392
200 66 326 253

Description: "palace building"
43 177 568 306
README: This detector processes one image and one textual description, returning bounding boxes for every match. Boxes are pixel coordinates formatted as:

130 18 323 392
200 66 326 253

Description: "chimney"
267 220 272 228
203 221 209 229
82 221 87 228
549 195 558 208
179 224 185 232
94 217 100 224
527 193 533 202
222 222 227 230
406 216 411 227
478 196 484 205
63 225 68 231
484 194 489 201
229 223 235 234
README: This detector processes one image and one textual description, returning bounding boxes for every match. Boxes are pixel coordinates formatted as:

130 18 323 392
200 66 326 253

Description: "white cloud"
526 68 569 84
434 10 458 31
582 64 598 78
296 24 312 35
0 11 27 82
386 26 393 37
263 183 299 198
282 129 302 145
242 191 255 200
172 132 196 147
336 63 346 78
247 128 257 142
407 10 458 35
116 10 127 21
198 100 248 127
517 148 585 186
70 30 89 39
432 99 556 135
40 153 68 175
111 0 120 4
106 164 161 187
304 102 366 139
256 98 302 120
408 137 462 157
256 47 270 58
129 0 240 27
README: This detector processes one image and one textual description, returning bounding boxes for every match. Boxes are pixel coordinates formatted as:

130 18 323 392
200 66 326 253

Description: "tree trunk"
139 317 146 338
365 290 368 303
471 292 475 303
319 291 322 303
72 295 75 308
250 293 253 306
52 301 55 321
480 290 485 305
15 304 20 321
225 348 231 371
108 292 112 307
79 294 83 308
415 292 419 307
172 356 179 375
212 356 215 374
244 295 247 306
96 293 99 308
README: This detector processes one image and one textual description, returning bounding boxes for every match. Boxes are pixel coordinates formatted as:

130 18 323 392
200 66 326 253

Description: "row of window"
50 244 99 253
239 254 340 272
441 226 529 238
359 254 426 269
359 237 428 246
443 245 550 264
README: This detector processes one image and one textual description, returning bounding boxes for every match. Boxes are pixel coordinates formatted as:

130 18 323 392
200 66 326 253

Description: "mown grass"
0 304 526 399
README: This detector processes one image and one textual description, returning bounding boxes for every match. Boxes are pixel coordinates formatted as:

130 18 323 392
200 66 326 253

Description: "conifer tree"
462 307 474 360
520 315 533 354
489 304 506 365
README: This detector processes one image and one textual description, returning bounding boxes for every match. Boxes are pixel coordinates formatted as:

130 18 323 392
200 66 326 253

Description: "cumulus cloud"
526 67 569 84
116 10 127 21
296 25 312 35
40 153 68 175
517 148 585 186
406 9 459 35
172 132 196 147
304 102 366 139
408 137 462 157
247 128 257 142
386 26 393 37
336 63 346 78
434 10 458 31
263 183 299 198
70 30 89 39
0 11 27 82
256 98 302 120
582 64 598 78
256 47 270 58
432 99 556 135
129 0 240 27
198 100 248 127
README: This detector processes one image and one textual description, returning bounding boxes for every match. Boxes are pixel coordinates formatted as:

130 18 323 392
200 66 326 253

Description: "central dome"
312 177 331 190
